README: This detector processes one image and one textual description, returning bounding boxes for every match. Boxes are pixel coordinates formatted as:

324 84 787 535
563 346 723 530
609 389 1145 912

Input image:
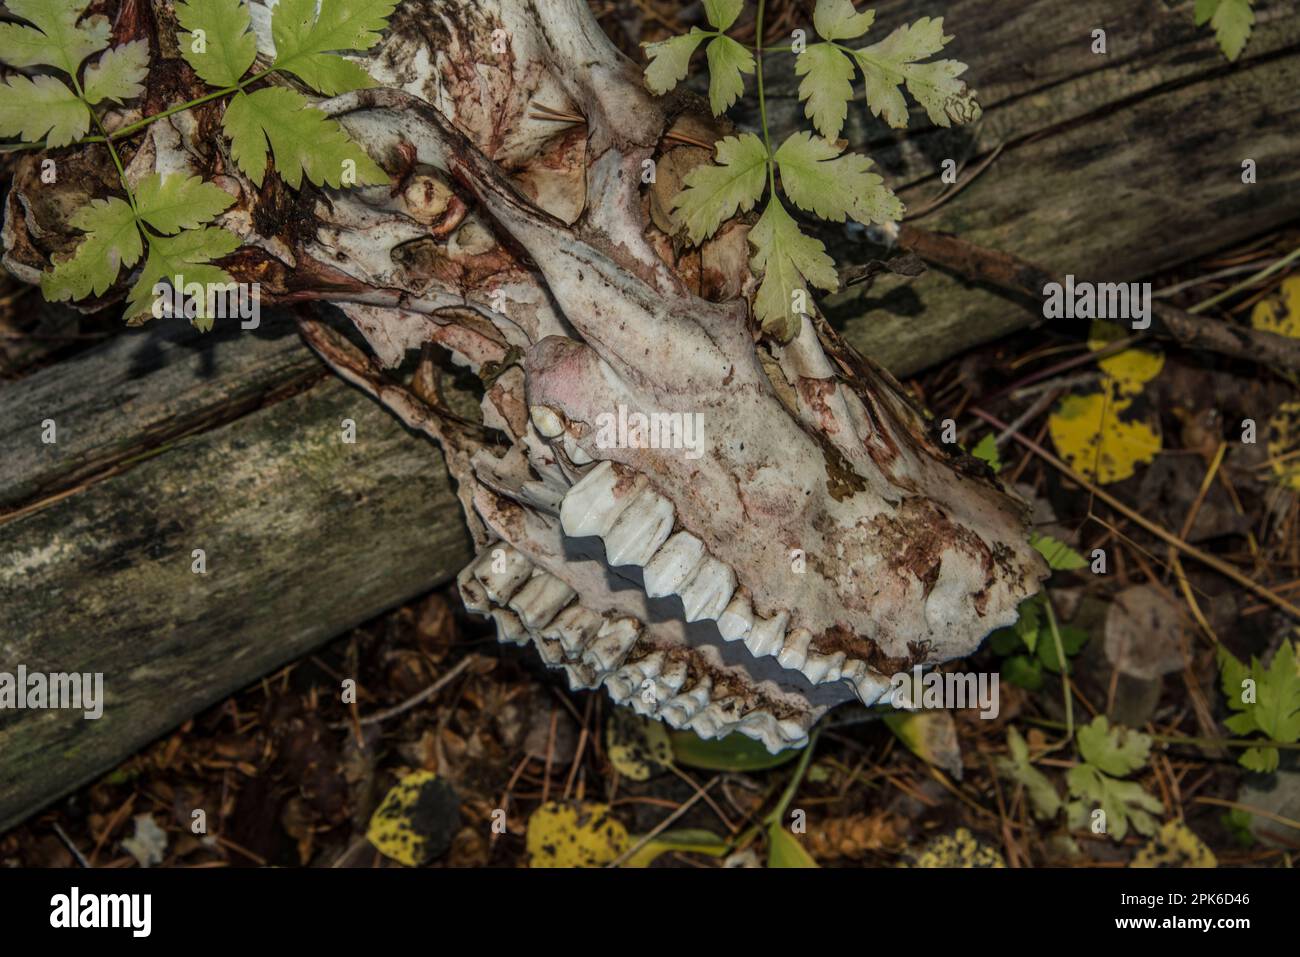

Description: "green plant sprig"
642 0 980 341
0 0 394 328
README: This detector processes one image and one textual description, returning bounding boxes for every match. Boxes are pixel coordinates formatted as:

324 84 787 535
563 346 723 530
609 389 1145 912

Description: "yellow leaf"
1131 819 1217 868
605 710 673 782
902 827 1005 868
1088 319 1164 395
1048 384 1161 484
526 801 629 868
1266 400 1300 491
1251 275 1300 339
365 770 460 867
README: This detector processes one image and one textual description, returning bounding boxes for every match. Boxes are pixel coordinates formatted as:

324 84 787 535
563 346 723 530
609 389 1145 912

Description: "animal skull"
2 0 1047 750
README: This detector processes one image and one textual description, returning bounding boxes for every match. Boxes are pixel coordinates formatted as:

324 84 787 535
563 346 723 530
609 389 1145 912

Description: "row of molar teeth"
717 592 891 705
559 462 885 705
456 541 815 751
560 461 734 622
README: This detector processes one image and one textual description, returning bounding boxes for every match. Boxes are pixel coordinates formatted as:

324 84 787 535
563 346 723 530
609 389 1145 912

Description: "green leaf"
668 729 799 771
851 16 980 129
134 172 236 235
270 0 395 94
41 196 141 301
623 828 728 868
702 0 744 32
124 226 242 326
1251 640 1300 749
705 35 754 115
223 86 387 189
81 40 149 105
748 198 837 341
0 0 109 75
642 29 709 96
1030 532 1086 570
1067 765 1162 843
175 0 258 88
767 822 818 867
774 130 902 225
970 434 1001 472
671 132 768 243
1200 0 1254 62
1003 655 1042 690
812 0 875 41
794 42 857 141
0 74 89 147
1037 624 1087 674
1216 641 1300 772
1014 597 1041 654
1076 716 1151 777
996 727 1060 819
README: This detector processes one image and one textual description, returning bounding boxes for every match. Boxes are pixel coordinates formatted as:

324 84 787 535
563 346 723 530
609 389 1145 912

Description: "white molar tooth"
583 617 640 672
544 605 604 658
642 531 706 598
776 628 812 671
559 461 643 538
710 696 745 724
636 652 664 680
717 594 754 642
490 608 529 646
508 570 577 630
660 704 690 728
529 404 565 438
688 711 721 738
853 667 893 706
563 662 601 691
605 668 638 702
473 545 533 603
603 488 674 567
801 651 844 685
563 433 593 465
657 659 689 696
744 612 789 657
456 566 490 615
678 557 736 622
532 634 566 666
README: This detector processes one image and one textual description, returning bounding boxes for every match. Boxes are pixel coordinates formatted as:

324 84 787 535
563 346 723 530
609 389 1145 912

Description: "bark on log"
770 0 1300 374
0 317 473 833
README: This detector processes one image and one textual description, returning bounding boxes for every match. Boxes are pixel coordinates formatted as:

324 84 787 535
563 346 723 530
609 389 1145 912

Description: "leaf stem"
754 0 776 192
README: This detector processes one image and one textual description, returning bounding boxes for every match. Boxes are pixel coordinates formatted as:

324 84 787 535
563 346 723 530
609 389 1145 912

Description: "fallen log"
0 317 474 833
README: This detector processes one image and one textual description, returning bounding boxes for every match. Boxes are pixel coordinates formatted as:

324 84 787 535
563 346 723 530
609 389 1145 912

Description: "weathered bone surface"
3 0 1047 750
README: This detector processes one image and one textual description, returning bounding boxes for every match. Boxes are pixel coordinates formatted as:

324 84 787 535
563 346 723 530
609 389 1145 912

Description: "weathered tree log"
801 0 1300 374
0 317 473 833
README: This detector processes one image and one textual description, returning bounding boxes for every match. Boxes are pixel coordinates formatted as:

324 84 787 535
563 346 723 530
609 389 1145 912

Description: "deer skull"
3 0 1047 750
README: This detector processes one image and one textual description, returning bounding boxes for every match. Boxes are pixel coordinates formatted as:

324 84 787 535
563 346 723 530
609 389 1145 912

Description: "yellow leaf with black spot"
1088 320 1164 396
365 770 460 866
1267 399 1300 492
1049 384 1161 485
1131 819 1217 868
902 827 1005 868
526 801 629 868
1251 275 1300 339
605 710 673 782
